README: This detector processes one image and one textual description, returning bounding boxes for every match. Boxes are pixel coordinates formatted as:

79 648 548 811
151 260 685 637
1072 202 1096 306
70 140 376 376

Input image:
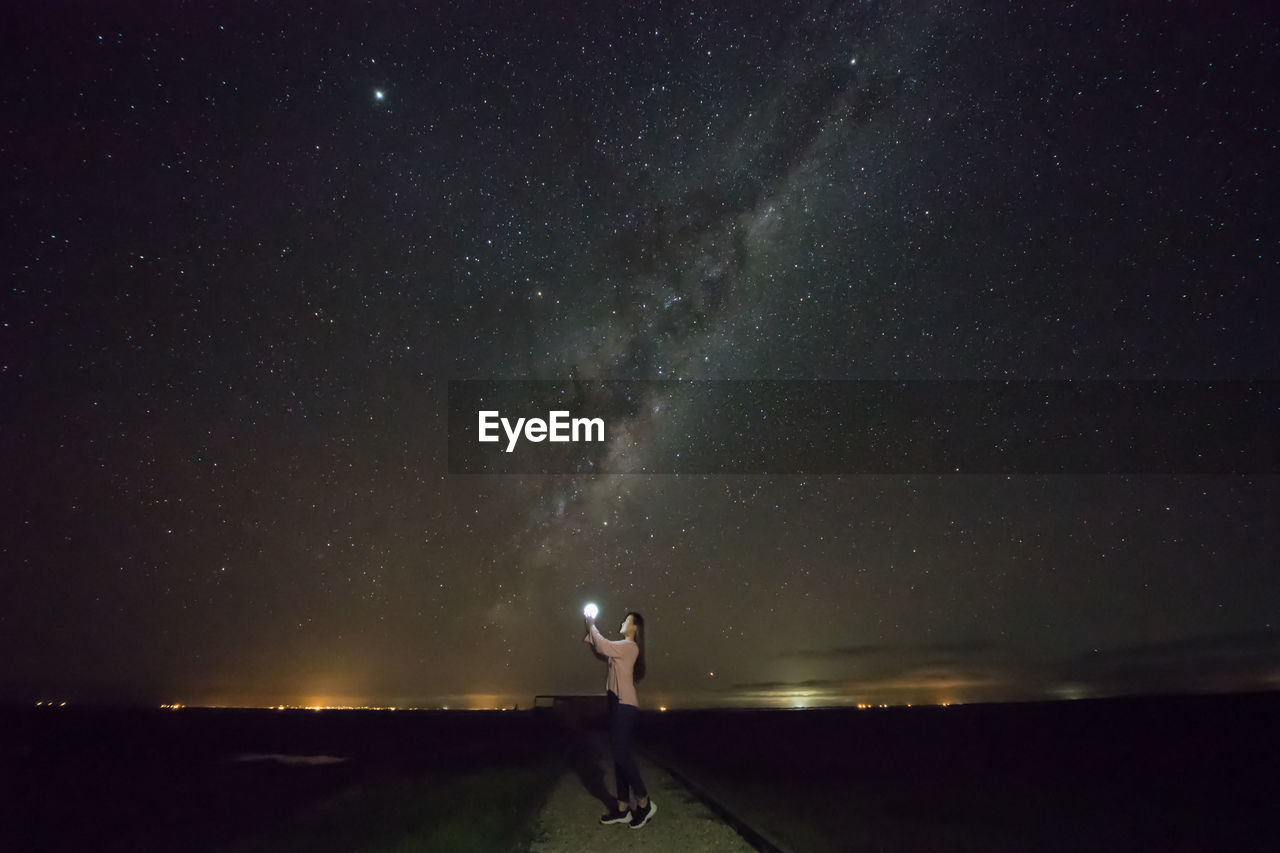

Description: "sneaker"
629 799 657 829
599 806 630 825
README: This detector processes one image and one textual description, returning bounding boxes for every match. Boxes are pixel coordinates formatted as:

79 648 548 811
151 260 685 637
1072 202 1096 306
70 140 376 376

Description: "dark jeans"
607 690 647 803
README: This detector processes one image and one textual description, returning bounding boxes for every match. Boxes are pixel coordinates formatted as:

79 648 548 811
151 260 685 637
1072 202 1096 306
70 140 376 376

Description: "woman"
584 610 657 829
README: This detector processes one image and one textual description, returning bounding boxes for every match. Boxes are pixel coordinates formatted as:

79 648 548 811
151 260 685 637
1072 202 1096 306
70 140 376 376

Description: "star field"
2 0 1277 709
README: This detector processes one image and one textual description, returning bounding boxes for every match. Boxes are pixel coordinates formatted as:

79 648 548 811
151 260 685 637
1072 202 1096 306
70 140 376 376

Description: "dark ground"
636 691 1280 852
0 707 566 852
2 692 1278 852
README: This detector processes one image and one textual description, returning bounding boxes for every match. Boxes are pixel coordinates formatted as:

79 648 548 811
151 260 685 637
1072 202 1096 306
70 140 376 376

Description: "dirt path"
529 731 758 853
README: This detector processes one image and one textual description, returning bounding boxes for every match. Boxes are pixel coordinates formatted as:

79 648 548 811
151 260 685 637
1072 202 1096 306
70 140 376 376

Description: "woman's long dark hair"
628 611 646 684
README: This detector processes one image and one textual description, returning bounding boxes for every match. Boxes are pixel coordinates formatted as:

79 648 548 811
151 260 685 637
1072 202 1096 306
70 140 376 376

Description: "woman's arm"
584 622 633 659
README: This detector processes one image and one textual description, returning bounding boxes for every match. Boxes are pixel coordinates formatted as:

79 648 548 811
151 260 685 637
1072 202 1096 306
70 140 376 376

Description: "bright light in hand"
583 603 598 619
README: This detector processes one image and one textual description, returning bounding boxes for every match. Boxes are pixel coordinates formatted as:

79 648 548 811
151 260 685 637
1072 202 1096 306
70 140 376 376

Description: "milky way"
3 1 1277 709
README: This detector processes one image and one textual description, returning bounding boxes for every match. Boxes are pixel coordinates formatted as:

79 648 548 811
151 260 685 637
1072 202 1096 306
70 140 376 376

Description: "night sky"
3 1 1277 710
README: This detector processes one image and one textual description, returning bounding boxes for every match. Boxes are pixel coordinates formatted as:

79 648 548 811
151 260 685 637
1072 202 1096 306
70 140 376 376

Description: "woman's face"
620 614 633 635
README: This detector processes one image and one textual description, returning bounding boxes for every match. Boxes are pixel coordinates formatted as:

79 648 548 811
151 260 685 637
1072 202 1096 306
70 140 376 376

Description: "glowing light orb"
583 603 598 619
374 89 385 101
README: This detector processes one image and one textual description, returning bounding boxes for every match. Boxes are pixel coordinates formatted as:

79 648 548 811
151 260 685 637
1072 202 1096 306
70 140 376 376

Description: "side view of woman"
584 609 657 830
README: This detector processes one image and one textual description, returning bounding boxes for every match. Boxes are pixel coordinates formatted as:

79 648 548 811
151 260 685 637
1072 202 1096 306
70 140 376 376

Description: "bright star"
374 89 385 101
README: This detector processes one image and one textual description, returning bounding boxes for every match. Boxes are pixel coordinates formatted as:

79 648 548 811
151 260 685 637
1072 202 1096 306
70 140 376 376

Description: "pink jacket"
584 623 640 707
